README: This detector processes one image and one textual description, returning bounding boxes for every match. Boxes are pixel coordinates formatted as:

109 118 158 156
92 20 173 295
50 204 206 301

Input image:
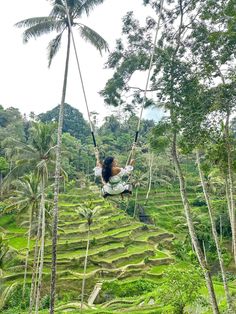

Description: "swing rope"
64 0 164 164
126 0 164 165
64 0 97 149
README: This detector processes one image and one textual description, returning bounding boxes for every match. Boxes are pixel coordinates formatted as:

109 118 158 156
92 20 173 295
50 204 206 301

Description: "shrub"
2 284 30 310
91 237 97 246
102 279 157 298
141 225 149 231
40 294 50 309
0 202 7 213
157 266 202 313
190 197 206 207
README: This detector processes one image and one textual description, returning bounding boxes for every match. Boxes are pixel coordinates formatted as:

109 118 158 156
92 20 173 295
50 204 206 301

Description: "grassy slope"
0 186 175 313
1 178 235 313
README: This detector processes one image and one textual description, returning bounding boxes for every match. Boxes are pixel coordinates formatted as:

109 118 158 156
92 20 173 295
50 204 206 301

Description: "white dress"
94 165 133 195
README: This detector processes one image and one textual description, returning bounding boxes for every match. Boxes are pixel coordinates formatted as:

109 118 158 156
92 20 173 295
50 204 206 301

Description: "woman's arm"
129 159 135 166
94 148 102 167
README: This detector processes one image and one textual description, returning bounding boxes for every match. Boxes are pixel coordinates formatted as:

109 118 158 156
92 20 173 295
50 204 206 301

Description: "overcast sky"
0 0 162 124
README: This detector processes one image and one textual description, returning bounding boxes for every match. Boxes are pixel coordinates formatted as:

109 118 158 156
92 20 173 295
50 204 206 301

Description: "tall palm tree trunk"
33 244 42 311
29 205 42 313
225 111 236 264
50 29 71 314
196 150 232 310
80 227 90 313
172 133 219 314
145 153 154 205
22 207 33 301
133 187 139 218
35 176 46 313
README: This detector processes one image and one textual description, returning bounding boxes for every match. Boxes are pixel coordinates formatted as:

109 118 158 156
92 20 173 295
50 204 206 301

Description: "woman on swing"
94 149 135 197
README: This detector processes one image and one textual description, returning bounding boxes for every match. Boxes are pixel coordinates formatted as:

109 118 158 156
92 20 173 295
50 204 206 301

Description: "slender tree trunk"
80 227 90 313
35 176 46 313
29 205 42 314
225 111 236 264
220 215 223 245
33 245 41 311
196 150 232 310
0 172 2 197
22 207 33 301
225 177 233 227
202 240 207 263
50 29 71 314
172 133 219 314
133 187 139 218
145 153 154 205
225 177 234 253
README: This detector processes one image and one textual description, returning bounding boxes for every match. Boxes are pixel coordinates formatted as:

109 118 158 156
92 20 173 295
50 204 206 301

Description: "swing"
64 0 164 198
101 184 132 198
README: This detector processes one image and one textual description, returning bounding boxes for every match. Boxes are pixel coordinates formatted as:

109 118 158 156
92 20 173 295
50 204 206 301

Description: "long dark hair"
102 156 114 183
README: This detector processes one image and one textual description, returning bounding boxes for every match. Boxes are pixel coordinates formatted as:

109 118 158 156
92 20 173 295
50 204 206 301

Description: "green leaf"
77 23 109 54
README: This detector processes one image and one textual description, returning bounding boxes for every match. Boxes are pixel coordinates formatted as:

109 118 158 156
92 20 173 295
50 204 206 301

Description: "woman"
94 152 135 196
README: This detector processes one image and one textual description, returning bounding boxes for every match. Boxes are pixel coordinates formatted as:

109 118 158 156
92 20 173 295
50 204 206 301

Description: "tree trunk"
34 245 41 308
80 227 90 313
202 240 207 263
172 133 219 314
133 187 139 218
220 215 223 245
29 204 42 314
196 150 232 310
50 29 71 314
22 206 33 301
145 153 154 205
0 172 2 197
225 110 236 264
225 177 234 253
35 175 46 313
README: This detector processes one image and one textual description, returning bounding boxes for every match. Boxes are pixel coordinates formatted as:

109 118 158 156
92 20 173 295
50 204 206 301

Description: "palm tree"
4 122 56 312
4 174 41 302
77 203 101 313
15 3 108 311
29 124 56 313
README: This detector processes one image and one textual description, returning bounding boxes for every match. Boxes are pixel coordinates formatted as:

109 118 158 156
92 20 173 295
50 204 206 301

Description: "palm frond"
21 21 63 43
15 17 54 28
3 164 35 189
77 23 109 54
48 32 64 67
74 0 105 17
3 137 36 155
50 3 66 18
0 283 19 310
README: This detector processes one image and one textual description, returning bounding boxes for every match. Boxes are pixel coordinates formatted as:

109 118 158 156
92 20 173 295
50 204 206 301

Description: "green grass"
153 250 169 258
7 236 35 250
148 265 168 274
45 243 125 260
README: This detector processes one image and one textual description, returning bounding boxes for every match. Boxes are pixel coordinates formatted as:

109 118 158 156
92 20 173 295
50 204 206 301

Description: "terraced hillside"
0 186 176 312
138 187 193 233
2 182 235 313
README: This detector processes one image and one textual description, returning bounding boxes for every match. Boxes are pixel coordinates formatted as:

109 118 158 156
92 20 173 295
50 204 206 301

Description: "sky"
0 0 163 125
